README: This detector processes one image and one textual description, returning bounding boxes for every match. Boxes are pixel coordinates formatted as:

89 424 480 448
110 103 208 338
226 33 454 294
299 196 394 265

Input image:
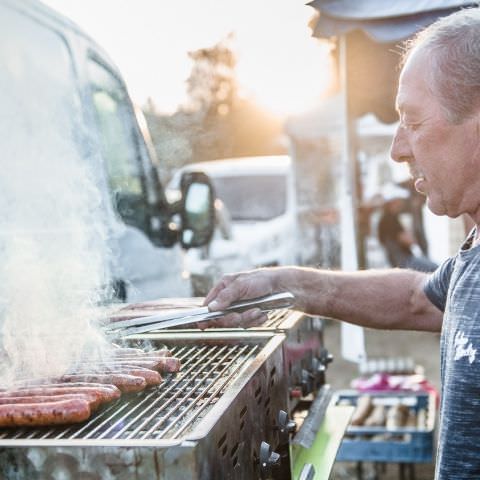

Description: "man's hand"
200 268 278 329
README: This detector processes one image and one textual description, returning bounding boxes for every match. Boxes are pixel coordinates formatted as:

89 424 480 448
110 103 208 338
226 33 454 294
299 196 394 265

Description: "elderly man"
203 8 480 479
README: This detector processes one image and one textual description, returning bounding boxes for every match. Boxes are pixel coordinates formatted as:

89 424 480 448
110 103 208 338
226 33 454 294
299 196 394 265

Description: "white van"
169 155 297 294
0 0 215 303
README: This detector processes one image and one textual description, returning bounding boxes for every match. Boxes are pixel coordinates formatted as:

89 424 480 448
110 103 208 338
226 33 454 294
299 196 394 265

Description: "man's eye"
402 121 420 131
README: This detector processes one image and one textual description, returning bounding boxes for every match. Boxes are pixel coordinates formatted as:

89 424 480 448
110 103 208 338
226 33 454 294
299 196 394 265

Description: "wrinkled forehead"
396 49 435 114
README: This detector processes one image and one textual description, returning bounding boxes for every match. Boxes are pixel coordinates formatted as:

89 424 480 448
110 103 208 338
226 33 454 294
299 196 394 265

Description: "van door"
0 1 124 317
86 57 189 301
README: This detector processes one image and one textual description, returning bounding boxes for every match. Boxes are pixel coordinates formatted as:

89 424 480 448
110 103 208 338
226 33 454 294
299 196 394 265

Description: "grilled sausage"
10 380 119 392
112 348 172 358
71 367 162 386
76 357 181 373
60 374 147 393
0 383 121 404
109 368 162 386
101 359 180 372
0 398 91 427
149 357 181 373
0 393 102 411
108 358 181 373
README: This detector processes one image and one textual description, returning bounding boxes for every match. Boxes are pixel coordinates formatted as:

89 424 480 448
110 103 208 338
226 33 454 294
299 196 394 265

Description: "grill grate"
0 342 259 441
262 308 291 328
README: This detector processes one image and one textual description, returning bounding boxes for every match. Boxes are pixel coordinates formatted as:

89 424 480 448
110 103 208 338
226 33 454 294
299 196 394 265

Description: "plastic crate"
335 390 436 463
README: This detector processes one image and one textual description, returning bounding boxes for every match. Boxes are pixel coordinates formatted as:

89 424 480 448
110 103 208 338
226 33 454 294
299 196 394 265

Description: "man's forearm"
273 266 442 332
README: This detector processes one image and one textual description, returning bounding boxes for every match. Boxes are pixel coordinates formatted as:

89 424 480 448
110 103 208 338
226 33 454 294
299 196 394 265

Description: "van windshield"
212 175 287 221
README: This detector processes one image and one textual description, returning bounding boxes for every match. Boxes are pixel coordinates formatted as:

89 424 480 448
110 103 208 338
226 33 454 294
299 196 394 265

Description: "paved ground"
324 320 441 480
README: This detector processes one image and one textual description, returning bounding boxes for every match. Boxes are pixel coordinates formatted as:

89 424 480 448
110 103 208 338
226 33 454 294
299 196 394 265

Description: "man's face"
390 49 480 219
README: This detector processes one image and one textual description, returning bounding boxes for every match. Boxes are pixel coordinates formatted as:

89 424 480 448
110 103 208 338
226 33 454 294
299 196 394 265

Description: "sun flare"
41 0 334 117
237 40 334 117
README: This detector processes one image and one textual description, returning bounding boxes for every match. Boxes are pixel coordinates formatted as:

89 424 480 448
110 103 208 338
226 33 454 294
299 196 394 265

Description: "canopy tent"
310 1 473 41
308 0 476 122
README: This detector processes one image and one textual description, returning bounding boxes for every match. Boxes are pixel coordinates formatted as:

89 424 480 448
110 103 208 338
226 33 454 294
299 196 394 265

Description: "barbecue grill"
0 331 296 479
254 309 331 404
113 300 332 411
0 308 343 479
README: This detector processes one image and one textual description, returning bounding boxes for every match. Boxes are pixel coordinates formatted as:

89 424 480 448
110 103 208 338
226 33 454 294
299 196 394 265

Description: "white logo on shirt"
454 331 477 364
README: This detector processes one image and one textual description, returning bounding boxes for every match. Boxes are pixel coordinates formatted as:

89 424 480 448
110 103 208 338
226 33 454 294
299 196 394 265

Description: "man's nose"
390 125 412 164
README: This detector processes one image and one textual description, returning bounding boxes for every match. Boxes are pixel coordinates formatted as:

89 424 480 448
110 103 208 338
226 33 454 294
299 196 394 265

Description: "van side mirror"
180 171 215 249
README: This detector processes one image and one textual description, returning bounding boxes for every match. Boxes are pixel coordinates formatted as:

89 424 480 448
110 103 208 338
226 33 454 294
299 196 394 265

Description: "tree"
144 34 284 177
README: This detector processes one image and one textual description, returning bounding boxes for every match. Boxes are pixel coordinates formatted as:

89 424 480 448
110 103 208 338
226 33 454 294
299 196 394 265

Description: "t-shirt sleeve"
423 256 455 312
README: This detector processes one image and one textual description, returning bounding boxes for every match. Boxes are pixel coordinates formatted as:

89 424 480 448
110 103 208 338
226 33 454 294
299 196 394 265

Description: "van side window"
87 59 149 232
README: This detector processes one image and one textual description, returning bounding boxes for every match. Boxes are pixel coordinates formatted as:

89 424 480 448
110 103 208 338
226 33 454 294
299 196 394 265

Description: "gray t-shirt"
424 232 480 479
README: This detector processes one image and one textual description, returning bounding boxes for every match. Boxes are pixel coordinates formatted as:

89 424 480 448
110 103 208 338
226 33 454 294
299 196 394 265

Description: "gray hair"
404 7 480 124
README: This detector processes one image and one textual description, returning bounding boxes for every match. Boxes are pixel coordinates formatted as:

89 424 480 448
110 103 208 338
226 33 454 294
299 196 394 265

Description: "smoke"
0 11 113 386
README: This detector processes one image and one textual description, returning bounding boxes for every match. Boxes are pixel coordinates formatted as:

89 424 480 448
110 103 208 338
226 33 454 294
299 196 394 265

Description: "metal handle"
223 292 295 314
292 385 332 449
107 291 295 337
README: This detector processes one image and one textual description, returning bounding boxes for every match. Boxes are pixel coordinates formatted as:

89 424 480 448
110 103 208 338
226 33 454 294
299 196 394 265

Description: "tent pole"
338 34 366 363
339 34 360 271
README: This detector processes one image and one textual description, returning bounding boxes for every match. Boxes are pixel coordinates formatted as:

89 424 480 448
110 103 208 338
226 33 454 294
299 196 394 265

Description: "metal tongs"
104 291 295 337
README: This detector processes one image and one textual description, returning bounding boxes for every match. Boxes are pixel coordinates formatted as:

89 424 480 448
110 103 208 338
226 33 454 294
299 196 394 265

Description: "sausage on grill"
104 367 162 386
0 398 91 427
0 383 121 404
76 357 181 373
60 374 147 393
0 393 102 411
68 366 163 387
105 357 181 373
148 357 181 373
112 349 172 358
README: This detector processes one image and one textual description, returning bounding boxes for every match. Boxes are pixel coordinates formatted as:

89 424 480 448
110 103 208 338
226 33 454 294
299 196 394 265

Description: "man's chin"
426 197 447 217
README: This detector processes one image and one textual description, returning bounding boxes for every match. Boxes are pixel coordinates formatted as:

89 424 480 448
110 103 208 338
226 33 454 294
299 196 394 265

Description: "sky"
42 0 333 116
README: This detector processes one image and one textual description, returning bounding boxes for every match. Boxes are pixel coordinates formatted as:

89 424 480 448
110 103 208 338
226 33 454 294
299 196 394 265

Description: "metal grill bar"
0 341 260 441
38 346 191 441
69 345 198 440
112 345 232 440
263 309 290 328
169 344 258 439
86 345 208 440
151 344 255 440
0 345 187 441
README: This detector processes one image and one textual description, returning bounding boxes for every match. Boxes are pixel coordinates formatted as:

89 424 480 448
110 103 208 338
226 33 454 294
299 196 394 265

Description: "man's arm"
204 266 443 332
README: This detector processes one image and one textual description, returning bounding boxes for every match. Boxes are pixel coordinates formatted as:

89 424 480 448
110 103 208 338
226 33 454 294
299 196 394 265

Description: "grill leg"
408 463 416 480
356 461 364 480
399 463 416 480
